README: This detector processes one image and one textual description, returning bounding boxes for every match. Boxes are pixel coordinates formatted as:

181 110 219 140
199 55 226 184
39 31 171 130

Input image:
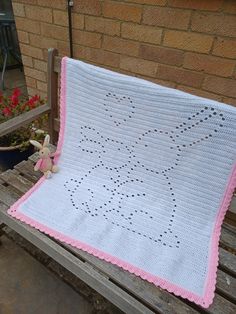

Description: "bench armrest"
0 103 51 137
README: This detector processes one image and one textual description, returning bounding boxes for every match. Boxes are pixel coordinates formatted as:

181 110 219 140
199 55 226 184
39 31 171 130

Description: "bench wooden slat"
0 104 50 137
220 225 236 253
0 185 19 207
14 160 42 183
226 195 236 226
216 270 236 303
206 293 236 314
0 169 34 194
219 247 236 277
229 195 236 214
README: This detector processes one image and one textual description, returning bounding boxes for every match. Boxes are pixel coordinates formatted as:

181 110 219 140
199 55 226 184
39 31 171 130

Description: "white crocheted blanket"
9 57 236 308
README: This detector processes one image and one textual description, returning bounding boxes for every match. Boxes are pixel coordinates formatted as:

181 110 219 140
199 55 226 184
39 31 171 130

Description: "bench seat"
0 152 236 314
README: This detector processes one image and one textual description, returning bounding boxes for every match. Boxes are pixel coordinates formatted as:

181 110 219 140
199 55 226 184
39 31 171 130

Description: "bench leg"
0 223 6 245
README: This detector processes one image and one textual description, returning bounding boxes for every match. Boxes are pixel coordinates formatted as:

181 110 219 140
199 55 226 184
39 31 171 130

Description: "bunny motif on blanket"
30 134 59 179
65 91 225 248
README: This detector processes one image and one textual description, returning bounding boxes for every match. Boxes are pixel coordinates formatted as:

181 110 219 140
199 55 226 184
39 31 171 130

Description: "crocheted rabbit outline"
65 92 225 248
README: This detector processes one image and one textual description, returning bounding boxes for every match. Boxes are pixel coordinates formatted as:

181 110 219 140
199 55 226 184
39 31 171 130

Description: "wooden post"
47 48 58 145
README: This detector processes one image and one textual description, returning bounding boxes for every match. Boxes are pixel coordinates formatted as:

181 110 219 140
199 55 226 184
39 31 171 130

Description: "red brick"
168 0 223 11
103 1 142 22
21 55 33 67
177 85 222 102
156 65 203 88
27 87 46 98
191 12 236 37
15 16 40 34
53 10 68 26
143 7 191 30
85 16 120 36
24 66 46 82
17 30 29 44
73 30 102 48
12 2 25 17
57 41 70 56
72 13 85 30
121 23 162 44
222 0 236 14
41 23 68 41
37 0 66 10
203 76 236 98
34 59 47 72
29 34 58 50
222 97 236 107
74 46 120 68
149 78 176 88
20 44 44 60
73 0 101 16
212 38 236 59
14 0 37 4
123 0 166 4
183 53 235 77
25 76 37 88
37 80 47 92
139 44 184 66
120 56 158 77
163 30 213 53
25 5 52 23
103 36 139 56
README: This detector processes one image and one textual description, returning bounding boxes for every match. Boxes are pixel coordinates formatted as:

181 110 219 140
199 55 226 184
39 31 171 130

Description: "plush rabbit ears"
30 140 42 150
43 134 50 147
30 134 50 150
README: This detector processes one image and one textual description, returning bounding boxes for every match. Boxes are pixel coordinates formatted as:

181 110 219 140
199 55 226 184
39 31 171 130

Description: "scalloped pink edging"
7 56 236 309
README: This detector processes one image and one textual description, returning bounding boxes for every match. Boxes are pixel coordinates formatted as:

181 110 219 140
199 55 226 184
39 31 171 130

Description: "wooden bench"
0 48 236 314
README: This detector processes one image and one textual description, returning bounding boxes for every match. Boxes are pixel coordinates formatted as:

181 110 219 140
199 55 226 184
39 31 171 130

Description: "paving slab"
0 236 93 314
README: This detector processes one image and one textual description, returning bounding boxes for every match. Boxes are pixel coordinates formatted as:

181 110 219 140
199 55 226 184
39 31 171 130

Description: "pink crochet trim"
8 57 236 308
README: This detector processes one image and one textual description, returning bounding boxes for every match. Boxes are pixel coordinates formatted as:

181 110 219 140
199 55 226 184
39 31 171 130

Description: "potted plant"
0 88 46 170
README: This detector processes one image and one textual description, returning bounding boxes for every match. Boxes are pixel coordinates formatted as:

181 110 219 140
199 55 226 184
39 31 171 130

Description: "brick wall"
12 0 236 106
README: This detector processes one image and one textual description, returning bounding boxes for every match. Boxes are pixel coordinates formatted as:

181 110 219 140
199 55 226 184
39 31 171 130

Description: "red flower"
27 95 40 109
1 89 42 118
10 88 21 107
10 95 19 107
2 107 13 117
13 88 21 97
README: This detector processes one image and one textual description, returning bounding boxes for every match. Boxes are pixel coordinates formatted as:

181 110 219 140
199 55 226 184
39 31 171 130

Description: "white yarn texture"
14 58 236 306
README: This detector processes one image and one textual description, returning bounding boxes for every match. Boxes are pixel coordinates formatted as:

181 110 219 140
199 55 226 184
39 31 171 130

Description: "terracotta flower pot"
0 144 34 171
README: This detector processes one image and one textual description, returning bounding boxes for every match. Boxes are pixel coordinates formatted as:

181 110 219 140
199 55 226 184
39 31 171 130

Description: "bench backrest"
47 48 61 144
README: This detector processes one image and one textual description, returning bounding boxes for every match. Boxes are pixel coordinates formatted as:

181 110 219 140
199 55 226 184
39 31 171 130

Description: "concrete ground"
0 236 93 314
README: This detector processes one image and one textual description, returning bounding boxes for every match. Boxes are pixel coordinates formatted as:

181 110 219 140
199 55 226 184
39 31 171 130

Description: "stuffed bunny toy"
30 134 59 179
